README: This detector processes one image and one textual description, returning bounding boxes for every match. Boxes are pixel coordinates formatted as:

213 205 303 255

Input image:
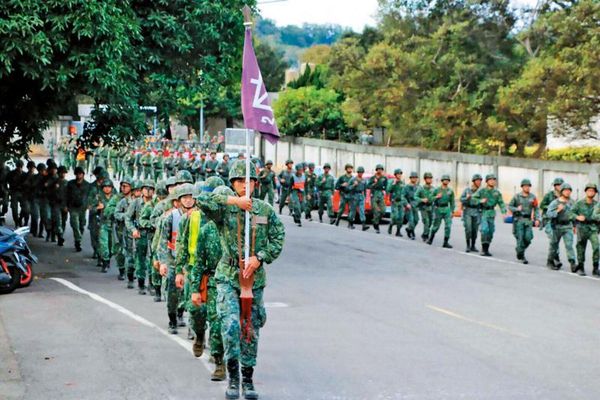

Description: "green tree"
255 41 289 91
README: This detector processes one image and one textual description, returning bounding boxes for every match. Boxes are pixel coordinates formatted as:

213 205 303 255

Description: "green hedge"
544 147 600 163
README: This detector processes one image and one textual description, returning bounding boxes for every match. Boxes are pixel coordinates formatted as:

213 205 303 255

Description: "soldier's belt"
436 203 449 207
553 221 572 226
578 220 595 225
482 205 495 210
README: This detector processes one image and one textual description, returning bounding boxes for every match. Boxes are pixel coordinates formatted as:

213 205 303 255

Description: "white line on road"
49 277 224 385
426 304 529 339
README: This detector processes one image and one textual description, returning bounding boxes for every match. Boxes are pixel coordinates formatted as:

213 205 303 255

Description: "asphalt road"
1 206 600 400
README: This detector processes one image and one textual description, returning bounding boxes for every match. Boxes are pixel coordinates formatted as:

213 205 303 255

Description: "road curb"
0 309 25 400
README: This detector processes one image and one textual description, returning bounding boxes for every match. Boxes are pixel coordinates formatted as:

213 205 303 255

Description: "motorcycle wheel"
19 263 34 288
0 261 21 295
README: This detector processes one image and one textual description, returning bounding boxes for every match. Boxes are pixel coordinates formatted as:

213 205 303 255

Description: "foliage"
287 64 329 90
544 146 600 163
300 45 332 65
255 41 289 91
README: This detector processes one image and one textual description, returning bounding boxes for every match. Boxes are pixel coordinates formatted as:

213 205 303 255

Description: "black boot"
554 255 563 269
443 237 453 249
137 278 146 295
226 359 240 400
45 230 50 242
127 273 135 289
177 309 186 327
481 243 492 257
148 285 156 297
75 241 82 252
348 221 355 230
572 262 585 276
547 259 560 270
470 233 478 252
168 313 178 334
329 216 336 225
593 264 600 277
396 226 403 237
241 366 259 400
101 260 110 273
427 233 435 245
334 215 341 226
118 268 125 281
465 239 471 253
319 214 323 223
57 236 64 246
153 286 161 302
374 224 380 234
409 229 415 240
362 223 369 231
51 231 56 243
388 224 393 235
96 257 102 267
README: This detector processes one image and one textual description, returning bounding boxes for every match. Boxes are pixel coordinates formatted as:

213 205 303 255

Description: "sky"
258 0 539 32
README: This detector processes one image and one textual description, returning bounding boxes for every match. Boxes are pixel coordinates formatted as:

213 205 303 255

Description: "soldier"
33 164 49 238
195 160 285 400
44 162 58 242
347 167 370 231
21 161 37 233
113 177 134 281
138 179 162 298
460 174 483 252
50 166 68 247
573 183 600 276
427 174 455 248
124 150 135 178
7 160 26 226
302 163 317 222
415 172 434 242
66 167 90 252
88 168 107 263
192 152 207 181
278 160 294 215
140 149 153 180
94 179 119 273
472 174 507 256
153 151 164 181
217 154 231 182
403 172 420 239
387 169 406 236
316 163 336 224
508 179 540 264
289 164 306 226
540 177 565 266
546 183 577 272
258 160 276 206
204 151 219 178
368 164 387 234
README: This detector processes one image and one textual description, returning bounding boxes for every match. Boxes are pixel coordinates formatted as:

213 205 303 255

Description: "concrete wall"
261 137 600 201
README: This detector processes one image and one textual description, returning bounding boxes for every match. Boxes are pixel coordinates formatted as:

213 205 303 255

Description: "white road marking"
49 277 223 384
426 305 529 339
265 302 288 308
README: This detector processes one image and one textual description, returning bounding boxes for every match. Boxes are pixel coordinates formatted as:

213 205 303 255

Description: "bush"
544 147 600 163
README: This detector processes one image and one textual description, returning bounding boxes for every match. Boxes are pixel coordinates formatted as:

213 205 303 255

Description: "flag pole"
243 8 253 269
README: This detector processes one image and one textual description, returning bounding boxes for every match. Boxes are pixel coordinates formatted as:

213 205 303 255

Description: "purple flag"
241 27 280 144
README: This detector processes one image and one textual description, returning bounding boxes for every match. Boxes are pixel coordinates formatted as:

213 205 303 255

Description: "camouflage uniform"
368 165 387 233
348 167 369 231
289 165 306 226
540 178 563 238
316 164 335 223
471 174 506 256
387 170 406 236
93 180 119 272
403 172 420 239
7 162 26 226
546 183 577 271
428 175 455 248
508 179 539 264
415 172 434 241
140 152 153 180
113 177 134 280
277 162 294 214
304 163 317 220
66 168 90 251
258 162 276 206
334 165 354 226
153 153 164 181
50 166 68 245
573 184 600 275
204 156 219 178
22 163 37 234
125 182 154 292
460 174 483 252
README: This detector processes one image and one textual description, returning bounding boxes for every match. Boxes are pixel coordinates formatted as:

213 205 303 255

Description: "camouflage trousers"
98 223 114 262
259 186 274 206
51 205 67 239
28 199 39 236
113 227 127 273
390 200 405 228
318 190 334 219
548 225 576 263
349 194 366 224
217 282 266 367
480 215 496 245
304 192 315 219
134 232 150 280
88 210 99 255
143 166 153 180
336 195 352 220
278 187 291 214
371 192 385 225
187 280 224 357
290 191 305 221
462 210 481 243
154 168 163 181
69 207 86 242
21 198 32 226
165 267 184 314
406 206 419 231
39 199 51 236
430 207 452 239
419 208 433 240
576 226 599 267
10 193 23 225
513 218 534 258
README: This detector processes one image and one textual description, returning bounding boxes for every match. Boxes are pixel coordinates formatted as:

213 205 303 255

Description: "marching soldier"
192 152 207 181
368 164 387 234
7 160 26 226
415 172 434 242
290 164 306 226
304 163 317 221
278 160 294 215
348 167 369 231
34 164 49 238
50 166 68 247
460 174 483 252
44 162 58 242
472 174 507 256
508 179 540 264
22 161 37 234
334 164 354 227
140 149 153 180
387 169 406 237
573 183 600 276
66 167 90 252
153 151 164 181
403 172 420 239
540 177 565 267
317 163 336 224
546 183 577 271
88 168 107 264
258 160 276 206
427 174 455 248
94 179 119 273
113 177 134 281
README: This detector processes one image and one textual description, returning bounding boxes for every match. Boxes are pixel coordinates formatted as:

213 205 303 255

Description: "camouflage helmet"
308 162 315 169
285 159 294 165
213 185 235 197
121 176 134 186
441 174 451 181
205 176 225 191
26 160 36 169
265 160 273 165
155 180 168 196
92 166 104 176
357 166 365 173
74 166 84 175
142 179 155 189
131 180 143 190
177 183 195 199
409 171 418 178
344 163 354 170
165 177 177 188
394 168 403 175
584 183 598 192
375 164 384 171
560 183 572 192
57 165 67 174
485 173 497 181
423 172 433 179
552 177 564 186
194 181 206 194
472 173 483 182
228 159 257 182
520 178 532 187
102 179 114 188
323 163 331 169
37 163 47 171
295 164 303 171
175 170 193 184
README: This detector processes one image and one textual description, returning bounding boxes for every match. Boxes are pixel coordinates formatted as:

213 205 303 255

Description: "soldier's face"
395 174 402 180
324 168 330 174
133 189 142 197
562 189 571 198
180 195 195 209
425 177 432 184
121 183 131 195
442 180 450 186
410 177 418 184
102 186 112 195
487 178 497 188
474 179 482 187
586 188 596 198
346 168 353 175
522 185 531 194
232 178 256 197
358 172 363 178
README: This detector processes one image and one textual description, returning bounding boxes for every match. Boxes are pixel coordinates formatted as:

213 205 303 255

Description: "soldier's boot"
127 273 135 289
30 221 38 237
117 268 125 281
387 224 393 235
101 260 110 273
334 215 341 226
177 309 186 327
442 237 453 249
153 286 161 302
329 216 336 225
361 223 369 231
192 328 205 358
148 285 156 296
57 236 64 247
481 244 492 257
211 356 226 381
168 313 178 334
50 231 56 242
225 359 241 400
319 214 323 223
470 233 479 252
306 212 312 221
348 221 355 230
409 229 416 240
573 262 585 276
241 366 259 400
516 251 523 261
137 278 146 295
465 239 471 253
427 233 435 245
554 255 563 269
374 224 380 234
37 226 44 238
187 327 194 340
546 258 560 270
396 226 403 237
592 264 600 277
96 257 102 267
45 230 50 242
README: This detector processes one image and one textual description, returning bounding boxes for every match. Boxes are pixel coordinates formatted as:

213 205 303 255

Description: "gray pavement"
1 207 600 400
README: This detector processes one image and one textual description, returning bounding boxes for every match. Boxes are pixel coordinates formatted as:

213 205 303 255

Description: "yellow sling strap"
188 210 201 266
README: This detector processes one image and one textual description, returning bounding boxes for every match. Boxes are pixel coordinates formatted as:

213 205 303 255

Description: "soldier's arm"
450 191 456 211
508 196 519 213
546 200 558 219
192 221 222 290
157 215 174 265
532 197 541 221
138 204 154 229
175 216 190 275
592 204 600 222
497 194 507 214
255 207 285 265
103 196 118 220
124 201 137 233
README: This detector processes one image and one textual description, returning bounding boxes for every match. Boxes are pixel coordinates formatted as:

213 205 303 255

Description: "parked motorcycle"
0 226 37 294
